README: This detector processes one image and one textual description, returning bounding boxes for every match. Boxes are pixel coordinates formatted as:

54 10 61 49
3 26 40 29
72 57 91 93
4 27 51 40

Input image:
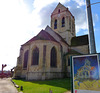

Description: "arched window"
54 19 57 29
32 47 39 65
62 17 65 27
23 50 29 68
50 47 57 67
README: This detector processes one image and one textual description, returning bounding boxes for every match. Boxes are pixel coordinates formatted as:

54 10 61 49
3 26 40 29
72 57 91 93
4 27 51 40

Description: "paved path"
0 78 18 93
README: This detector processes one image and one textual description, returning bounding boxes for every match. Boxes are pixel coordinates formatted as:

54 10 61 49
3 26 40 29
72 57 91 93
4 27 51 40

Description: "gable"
51 3 67 15
51 3 74 18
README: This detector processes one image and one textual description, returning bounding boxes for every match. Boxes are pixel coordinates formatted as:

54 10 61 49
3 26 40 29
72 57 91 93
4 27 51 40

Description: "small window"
58 9 60 13
54 19 57 29
62 17 65 27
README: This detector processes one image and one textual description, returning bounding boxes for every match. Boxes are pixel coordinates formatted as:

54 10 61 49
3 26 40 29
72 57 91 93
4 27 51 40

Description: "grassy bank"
13 78 71 93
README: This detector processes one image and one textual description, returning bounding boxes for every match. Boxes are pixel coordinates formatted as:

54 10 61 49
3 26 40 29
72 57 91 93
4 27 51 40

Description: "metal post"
86 0 96 54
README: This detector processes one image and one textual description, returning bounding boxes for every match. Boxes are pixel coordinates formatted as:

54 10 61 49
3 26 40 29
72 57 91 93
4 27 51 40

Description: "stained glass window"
32 47 39 65
23 50 29 68
50 47 57 67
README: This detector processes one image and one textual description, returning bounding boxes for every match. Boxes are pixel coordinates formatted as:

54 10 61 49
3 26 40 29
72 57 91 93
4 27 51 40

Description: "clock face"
58 14 60 17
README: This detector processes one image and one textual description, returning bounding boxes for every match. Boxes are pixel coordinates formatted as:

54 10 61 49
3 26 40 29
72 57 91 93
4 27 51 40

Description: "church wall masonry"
20 40 64 80
71 45 89 54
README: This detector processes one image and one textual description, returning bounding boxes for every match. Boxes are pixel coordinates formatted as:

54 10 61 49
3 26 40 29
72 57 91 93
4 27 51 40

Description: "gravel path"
0 78 18 93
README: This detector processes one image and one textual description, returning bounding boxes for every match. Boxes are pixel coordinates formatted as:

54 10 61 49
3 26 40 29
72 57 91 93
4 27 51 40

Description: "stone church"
14 3 89 80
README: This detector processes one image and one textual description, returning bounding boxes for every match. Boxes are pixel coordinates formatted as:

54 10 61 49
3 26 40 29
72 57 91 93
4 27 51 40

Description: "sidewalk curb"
11 79 19 88
11 79 23 93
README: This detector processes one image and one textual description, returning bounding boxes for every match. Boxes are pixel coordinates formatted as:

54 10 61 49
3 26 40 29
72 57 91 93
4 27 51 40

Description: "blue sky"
0 0 100 70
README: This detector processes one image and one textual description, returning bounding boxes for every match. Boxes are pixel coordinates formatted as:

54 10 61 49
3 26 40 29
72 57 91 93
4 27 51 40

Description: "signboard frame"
71 53 100 93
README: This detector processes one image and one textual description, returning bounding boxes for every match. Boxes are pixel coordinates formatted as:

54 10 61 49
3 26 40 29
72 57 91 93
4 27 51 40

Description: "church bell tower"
51 3 75 45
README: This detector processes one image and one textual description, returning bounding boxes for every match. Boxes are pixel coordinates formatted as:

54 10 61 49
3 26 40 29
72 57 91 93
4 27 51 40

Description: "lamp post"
86 0 96 54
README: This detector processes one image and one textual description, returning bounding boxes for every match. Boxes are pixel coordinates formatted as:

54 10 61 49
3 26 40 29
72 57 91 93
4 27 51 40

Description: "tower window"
62 17 65 27
54 19 57 29
58 9 60 13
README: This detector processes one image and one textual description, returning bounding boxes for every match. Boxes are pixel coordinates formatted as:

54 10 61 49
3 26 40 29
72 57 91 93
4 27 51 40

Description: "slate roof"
22 30 59 46
71 35 89 46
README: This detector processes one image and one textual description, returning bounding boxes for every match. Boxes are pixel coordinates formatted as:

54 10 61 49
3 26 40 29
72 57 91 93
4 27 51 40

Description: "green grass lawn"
13 78 71 93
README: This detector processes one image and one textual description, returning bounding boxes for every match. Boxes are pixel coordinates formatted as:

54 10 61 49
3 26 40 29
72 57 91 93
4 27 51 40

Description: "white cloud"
69 2 97 34
33 0 71 28
0 0 43 70
0 0 72 70
84 30 89 34
69 4 88 33
93 14 99 22
0 0 71 70
33 0 70 11
0 0 97 70
73 0 85 6
83 13 98 35
0 0 87 70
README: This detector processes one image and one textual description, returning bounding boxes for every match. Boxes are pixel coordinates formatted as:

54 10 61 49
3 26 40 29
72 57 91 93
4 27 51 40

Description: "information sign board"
72 54 100 93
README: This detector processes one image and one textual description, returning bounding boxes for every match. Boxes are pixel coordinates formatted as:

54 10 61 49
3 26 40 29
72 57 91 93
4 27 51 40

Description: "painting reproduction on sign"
72 54 100 93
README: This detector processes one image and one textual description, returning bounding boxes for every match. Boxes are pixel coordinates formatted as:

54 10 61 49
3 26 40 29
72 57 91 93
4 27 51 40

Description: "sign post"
86 0 96 54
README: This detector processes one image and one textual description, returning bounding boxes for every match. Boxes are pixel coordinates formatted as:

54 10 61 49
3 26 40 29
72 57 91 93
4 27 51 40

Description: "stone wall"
51 3 75 45
71 45 89 54
16 40 68 80
27 72 64 80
